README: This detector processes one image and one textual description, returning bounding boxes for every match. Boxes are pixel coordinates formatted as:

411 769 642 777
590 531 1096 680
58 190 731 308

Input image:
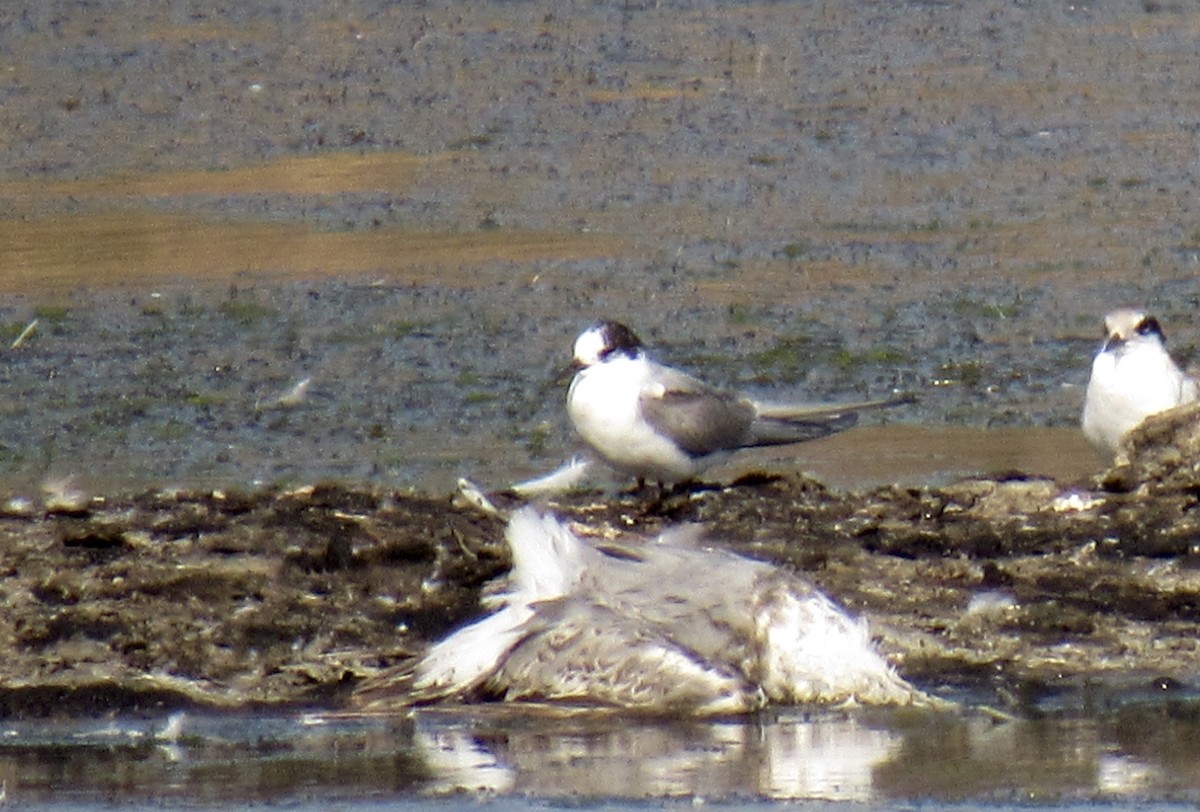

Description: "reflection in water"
758 716 899 800
417 713 901 800
419 724 514 795
1098 754 1162 797
1 704 1200 805
410 703 1200 802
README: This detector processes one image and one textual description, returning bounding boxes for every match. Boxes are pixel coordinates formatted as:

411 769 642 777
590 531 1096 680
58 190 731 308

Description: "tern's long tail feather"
747 392 915 447
753 392 916 421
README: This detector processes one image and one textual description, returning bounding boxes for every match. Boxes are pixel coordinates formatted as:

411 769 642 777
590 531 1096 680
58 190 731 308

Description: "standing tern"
1081 307 1198 457
566 320 912 487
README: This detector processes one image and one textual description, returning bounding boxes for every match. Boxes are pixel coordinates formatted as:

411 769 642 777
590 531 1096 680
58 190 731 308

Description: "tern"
1081 307 1198 457
353 507 929 715
566 321 912 487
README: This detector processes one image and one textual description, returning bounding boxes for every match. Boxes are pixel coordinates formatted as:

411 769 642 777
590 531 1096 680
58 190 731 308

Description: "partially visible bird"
353 507 929 716
566 321 912 487
1081 307 1198 457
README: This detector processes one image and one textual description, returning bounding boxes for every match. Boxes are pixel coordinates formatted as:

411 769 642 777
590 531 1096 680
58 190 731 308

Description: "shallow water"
0 279 1103 498
5 700 1200 808
2 0 1200 806
1 0 1199 497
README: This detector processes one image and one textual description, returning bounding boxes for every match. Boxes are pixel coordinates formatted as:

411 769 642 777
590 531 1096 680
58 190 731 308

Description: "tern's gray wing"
490 540 771 712
638 363 756 456
580 538 765 663
492 598 760 713
746 410 858 446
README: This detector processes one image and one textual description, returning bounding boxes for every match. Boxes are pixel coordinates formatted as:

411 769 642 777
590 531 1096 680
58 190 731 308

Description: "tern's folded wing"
493 599 763 715
638 365 756 456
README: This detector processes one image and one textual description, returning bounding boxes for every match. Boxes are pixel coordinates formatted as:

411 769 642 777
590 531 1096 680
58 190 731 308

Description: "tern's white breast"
567 355 697 481
1083 341 1195 452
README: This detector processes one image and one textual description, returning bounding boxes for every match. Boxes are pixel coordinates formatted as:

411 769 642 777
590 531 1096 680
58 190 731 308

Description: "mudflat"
1 1 1199 717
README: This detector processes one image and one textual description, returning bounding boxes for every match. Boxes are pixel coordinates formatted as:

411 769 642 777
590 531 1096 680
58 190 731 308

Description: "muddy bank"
2 406 1199 720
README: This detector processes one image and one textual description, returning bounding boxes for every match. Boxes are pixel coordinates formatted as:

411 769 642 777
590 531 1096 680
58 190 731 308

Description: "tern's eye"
1136 317 1163 338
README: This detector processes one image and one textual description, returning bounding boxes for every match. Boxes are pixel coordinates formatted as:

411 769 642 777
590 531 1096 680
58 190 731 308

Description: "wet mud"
6 1 1200 495
3 0 1200 728
3 405 1200 720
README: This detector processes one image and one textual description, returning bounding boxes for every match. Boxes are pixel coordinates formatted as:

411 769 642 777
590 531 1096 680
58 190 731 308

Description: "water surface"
5 700 1200 808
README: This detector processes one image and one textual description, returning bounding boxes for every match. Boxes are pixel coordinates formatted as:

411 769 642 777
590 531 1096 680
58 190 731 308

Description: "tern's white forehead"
573 325 610 367
1103 308 1147 339
1102 307 1164 344
572 321 644 367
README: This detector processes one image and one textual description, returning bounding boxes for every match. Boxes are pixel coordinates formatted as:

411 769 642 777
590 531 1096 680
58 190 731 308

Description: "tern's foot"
618 479 712 516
